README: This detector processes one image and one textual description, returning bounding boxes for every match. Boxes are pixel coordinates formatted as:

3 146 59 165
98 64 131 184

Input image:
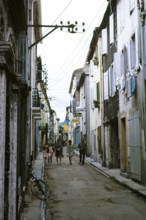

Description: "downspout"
102 58 106 167
84 63 91 155
138 0 146 183
30 0 39 161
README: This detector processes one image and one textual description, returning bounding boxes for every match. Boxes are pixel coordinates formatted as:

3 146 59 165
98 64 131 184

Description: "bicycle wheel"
31 179 49 200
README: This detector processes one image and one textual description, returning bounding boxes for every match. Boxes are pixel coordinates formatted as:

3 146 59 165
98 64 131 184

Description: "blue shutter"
131 75 136 95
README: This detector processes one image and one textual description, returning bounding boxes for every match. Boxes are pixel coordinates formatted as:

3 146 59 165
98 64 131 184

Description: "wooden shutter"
101 28 107 55
109 65 115 97
109 14 114 45
114 52 122 84
97 82 100 103
104 71 109 100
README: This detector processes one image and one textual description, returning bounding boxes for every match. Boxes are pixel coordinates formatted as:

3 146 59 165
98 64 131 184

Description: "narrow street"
44 148 146 220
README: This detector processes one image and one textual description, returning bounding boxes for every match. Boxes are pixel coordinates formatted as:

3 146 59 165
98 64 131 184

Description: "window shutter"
118 0 125 33
71 100 76 113
135 28 140 70
126 77 131 97
104 71 109 100
114 52 122 84
144 26 146 78
97 82 100 103
101 28 107 55
109 14 114 45
131 75 136 95
127 41 131 71
109 65 115 97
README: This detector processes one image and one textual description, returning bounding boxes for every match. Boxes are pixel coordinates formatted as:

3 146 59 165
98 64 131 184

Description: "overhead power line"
47 1 107 86
42 0 73 36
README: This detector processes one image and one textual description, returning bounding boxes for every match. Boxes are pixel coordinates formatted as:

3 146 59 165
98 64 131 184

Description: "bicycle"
26 162 49 200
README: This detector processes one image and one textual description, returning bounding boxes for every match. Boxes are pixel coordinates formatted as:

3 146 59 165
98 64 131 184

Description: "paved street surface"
44 147 146 220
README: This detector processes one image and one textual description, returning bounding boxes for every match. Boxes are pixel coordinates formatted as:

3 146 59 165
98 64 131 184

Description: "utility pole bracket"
28 21 85 49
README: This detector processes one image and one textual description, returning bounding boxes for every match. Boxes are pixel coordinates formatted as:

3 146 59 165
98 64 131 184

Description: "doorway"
121 117 127 172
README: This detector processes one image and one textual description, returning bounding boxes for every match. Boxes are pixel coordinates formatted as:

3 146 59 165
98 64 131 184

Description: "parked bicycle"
26 162 49 200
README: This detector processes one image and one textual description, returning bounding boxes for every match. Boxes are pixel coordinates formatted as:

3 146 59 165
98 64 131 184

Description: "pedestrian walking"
67 140 74 165
55 139 63 165
78 138 87 165
47 144 53 164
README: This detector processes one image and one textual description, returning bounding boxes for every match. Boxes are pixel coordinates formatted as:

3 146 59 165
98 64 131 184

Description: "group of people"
46 137 87 166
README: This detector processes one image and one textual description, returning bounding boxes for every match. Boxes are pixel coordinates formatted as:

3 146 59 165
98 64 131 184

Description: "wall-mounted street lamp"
28 21 85 49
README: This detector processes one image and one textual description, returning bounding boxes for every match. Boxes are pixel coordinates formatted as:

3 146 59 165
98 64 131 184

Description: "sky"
38 0 108 122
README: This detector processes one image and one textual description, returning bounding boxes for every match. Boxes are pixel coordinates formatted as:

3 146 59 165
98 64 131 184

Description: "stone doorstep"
138 189 146 196
124 180 146 191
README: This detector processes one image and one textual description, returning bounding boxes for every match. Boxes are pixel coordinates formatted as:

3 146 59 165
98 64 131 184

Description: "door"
128 111 141 181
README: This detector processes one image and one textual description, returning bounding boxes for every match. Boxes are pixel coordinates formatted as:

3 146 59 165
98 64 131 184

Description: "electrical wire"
52 0 106 75
47 1 107 87
42 1 108 119
42 0 73 36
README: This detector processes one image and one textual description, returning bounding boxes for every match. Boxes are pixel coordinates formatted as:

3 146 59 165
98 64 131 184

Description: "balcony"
32 88 41 117
32 88 40 107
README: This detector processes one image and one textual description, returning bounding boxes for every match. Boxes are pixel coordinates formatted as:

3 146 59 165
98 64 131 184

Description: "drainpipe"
102 61 106 167
84 63 91 156
138 0 146 183
30 0 38 161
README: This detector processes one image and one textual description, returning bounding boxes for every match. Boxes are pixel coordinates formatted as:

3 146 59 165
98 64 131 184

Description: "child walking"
47 144 53 164
67 140 74 165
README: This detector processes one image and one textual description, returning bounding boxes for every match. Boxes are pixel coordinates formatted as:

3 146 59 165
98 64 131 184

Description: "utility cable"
47 1 107 85
42 0 73 36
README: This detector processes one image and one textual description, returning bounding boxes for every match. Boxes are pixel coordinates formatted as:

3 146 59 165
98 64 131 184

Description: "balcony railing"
32 88 40 107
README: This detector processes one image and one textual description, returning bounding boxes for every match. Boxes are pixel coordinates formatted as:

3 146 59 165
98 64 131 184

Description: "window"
96 82 100 104
123 47 128 75
93 82 100 108
126 75 136 98
70 100 76 113
130 34 136 70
